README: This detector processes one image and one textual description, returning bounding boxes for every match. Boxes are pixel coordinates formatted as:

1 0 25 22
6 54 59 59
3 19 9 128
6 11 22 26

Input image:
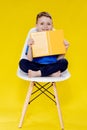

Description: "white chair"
17 28 71 129
17 68 70 130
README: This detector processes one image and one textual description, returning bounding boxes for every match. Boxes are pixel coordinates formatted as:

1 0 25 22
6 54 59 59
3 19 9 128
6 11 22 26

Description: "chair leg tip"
18 126 21 128
18 125 22 128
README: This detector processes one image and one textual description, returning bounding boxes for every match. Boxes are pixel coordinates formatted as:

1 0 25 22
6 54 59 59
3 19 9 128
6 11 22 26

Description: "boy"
19 11 69 77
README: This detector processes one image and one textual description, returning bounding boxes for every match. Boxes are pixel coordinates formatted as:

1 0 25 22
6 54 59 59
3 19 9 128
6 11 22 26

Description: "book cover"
30 30 66 57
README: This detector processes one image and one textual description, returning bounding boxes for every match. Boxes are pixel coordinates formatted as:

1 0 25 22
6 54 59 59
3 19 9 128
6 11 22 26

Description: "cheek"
36 25 42 31
49 26 53 30
37 27 43 31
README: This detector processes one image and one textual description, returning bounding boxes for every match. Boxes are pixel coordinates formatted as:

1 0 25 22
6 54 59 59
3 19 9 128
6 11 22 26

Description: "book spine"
47 31 52 54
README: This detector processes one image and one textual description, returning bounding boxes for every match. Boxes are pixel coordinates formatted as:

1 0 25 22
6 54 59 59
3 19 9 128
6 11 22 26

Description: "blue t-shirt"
33 55 58 64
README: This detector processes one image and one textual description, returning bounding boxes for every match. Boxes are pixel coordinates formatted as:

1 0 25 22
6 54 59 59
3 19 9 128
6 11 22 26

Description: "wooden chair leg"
18 81 34 128
52 82 64 130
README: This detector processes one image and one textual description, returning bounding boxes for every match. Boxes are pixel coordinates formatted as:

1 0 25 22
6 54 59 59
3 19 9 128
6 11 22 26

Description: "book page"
30 32 49 57
48 30 66 55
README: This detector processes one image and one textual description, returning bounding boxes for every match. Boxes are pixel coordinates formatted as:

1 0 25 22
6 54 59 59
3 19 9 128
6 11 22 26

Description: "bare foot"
50 71 61 77
28 70 41 77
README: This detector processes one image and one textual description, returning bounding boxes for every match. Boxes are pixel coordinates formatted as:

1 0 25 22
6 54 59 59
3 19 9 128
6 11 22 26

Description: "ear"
36 24 39 31
36 23 38 28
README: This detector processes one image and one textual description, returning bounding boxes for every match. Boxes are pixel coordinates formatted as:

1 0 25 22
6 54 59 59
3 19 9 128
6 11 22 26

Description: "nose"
43 25 48 30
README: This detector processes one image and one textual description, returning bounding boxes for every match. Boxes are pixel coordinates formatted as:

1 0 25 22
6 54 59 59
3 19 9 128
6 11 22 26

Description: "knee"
63 59 68 67
58 58 68 71
19 59 28 69
63 59 68 71
19 59 29 73
19 59 24 68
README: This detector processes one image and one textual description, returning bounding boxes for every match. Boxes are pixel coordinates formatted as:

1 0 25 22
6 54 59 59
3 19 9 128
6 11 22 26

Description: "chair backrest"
17 27 71 82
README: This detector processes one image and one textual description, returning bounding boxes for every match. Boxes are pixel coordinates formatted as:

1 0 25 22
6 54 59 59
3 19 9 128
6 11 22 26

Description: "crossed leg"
28 70 61 77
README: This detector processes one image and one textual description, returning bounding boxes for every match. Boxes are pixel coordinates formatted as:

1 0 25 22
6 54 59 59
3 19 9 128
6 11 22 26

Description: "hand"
27 38 34 47
64 40 70 50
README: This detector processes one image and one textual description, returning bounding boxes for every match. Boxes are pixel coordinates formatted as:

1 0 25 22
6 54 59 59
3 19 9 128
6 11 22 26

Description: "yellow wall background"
0 0 87 130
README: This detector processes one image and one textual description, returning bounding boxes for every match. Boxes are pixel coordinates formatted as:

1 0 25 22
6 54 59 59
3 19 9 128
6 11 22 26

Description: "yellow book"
30 30 66 57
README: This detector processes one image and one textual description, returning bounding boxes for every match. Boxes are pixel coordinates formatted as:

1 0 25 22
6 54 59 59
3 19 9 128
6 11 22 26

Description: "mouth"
42 29 49 31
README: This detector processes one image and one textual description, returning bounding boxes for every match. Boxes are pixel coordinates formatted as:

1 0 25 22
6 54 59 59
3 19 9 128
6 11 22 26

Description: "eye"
40 22 44 25
47 23 51 25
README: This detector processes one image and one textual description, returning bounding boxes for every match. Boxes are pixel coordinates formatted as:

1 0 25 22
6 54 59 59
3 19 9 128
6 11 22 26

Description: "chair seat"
17 68 70 82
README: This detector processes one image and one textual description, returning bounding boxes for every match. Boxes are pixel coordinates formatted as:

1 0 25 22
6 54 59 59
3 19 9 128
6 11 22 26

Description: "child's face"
36 16 53 32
